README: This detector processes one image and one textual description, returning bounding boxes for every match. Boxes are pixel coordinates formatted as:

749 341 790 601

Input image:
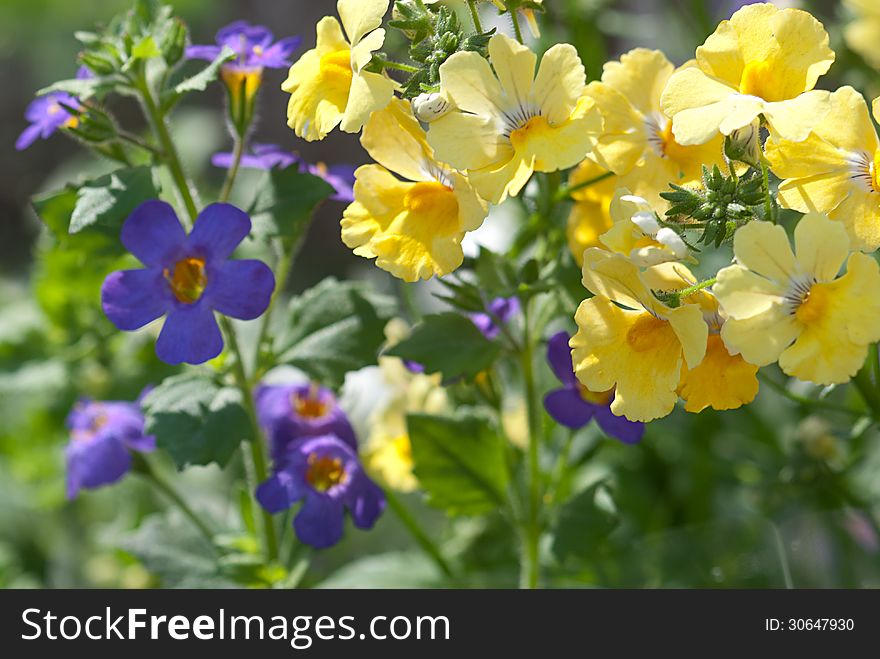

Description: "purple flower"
211 143 300 171
17 67 92 150
101 201 275 365
65 397 156 499
186 21 300 72
471 297 520 340
304 162 355 203
543 331 644 444
255 383 357 462
256 435 385 549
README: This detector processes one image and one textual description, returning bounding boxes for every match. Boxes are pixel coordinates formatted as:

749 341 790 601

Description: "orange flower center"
509 115 552 149
738 60 786 102
320 49 353 83
795 283 830 326
306 454 346 492
577 383 613 406
164 257 208 304
626 313 672 352
292 386 330 419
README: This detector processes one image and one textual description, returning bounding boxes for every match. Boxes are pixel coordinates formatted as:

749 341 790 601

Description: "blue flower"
66 396 155 499
471 296 520 340
186 21 300 71
544 331 645 444
16 68 92 151
256 435 385 549
255 383 358 462
101 201 275 365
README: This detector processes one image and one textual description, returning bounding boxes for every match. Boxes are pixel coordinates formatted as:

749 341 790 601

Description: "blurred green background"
2 0 879 588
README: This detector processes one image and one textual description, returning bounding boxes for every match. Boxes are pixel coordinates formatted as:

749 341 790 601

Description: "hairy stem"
554 171 614 202
385 489 455 580
468 1 484 32
219 134 246 203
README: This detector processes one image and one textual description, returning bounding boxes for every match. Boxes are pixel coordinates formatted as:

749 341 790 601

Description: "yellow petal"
666 303 708 369
532 43 586 125
732 221 796 283
427 111 510 173
436 50 504 117
487 34 537 108
766 134 851 181
793 212 850 283
762 90 832 143
829 187 880 253
337 0 388 45
720 304 800 367
834 252 880 345
586 81 647 175
678 334 759 413
567 200 613 266
516 97 600 174
714 264 786 319
350 27 386 72
340 69 396 134
600 48 673 116
467 150 535 204
581 248 655 311
450 171 490 233
361 97 433 182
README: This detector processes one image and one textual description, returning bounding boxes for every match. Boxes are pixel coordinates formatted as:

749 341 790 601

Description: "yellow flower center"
221 67 262 101
577 383 613 406
392 434 413 464
306 454 346 492
164 257 208 304
872 151 880 194
626 313 673 352
656 118 692 164
738 60 785 102
509 115 552 149
795 282 830 325
403 181 460 236
292 386 329 419
320 49 353 85
252 45 264 56
73 411 108 443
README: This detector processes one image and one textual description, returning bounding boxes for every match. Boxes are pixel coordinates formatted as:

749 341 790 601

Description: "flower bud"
161 18 188 66
412 92 451 122
655 227 689 259
724 119 761 166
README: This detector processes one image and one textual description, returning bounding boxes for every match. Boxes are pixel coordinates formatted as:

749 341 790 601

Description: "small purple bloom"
101 201 275 365
543 331 644 444
255 383 357 461
186 21 300 72
256 435 385 549
211 143 300 170
304 162 355 203
65 397 156 499
17 67 93 150
471 297 520 340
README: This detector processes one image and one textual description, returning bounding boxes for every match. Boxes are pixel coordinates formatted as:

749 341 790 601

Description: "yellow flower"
660 3 834 146
283 0 396 141
714 213 880 385
765 86 880 253
587 49 725 206
641 263 760 413
341 98 488 281
565 159 616 266
844 0 880 71
600 191 690 267
571 249 708 422
428 33 601 204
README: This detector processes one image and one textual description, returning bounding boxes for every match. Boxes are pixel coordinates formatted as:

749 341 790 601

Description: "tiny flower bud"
631 210 661 236
412 92 451 122
656 227 689 259
724 119 761 166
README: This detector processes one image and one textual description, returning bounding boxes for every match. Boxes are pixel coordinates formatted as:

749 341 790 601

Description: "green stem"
468 1 484 32
554 171 614 202
676 277 717 299
760 158 775 224
136 77 199 225
372 57 419 73
853 358 880 421
509 7 525 43
117 130 160 156
519 299 542 589
253 244 295 377
385 489 455 580
139 459 216 551
758 373 859 416
222 317 280 563
219 134 246 203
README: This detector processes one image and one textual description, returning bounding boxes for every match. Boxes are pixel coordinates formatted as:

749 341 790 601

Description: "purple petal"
121 201 187 267
187 203 251 261
256 470 305 513
547 331 577 386
470 312 499 339
488 296 520 323
66 434 132 500
294 491 345 548
15 123 45 150
345 472 385 530
544 388 596 429
185 45 223 61
594 407 645 445
258 36 302 68
208 259 275 320
124 434 157 453
101 268 170 331
155 304 223 365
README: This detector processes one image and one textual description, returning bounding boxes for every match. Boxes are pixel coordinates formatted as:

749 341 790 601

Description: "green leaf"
37 75 117 100
475 247 518 297
407 412 509 515
142 373 250 470
32 187 79 239
69 166 160 236
316 551 444 588
275 279 396 389
247 168 335 246
131 35 161 60
172 45 236 95
551 482 619 562
386 312 500 381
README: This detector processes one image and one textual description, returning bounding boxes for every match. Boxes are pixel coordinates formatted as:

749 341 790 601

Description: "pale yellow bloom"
342 98 488 281
283 0 396 141
642 263 760 413
428 33 601 204
765 86 880 252
600 191 689 267
660 3 834 146
587 49 725 207
571 249 708 422
714 213 880 385
565 159 616 266
844 0 880 71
